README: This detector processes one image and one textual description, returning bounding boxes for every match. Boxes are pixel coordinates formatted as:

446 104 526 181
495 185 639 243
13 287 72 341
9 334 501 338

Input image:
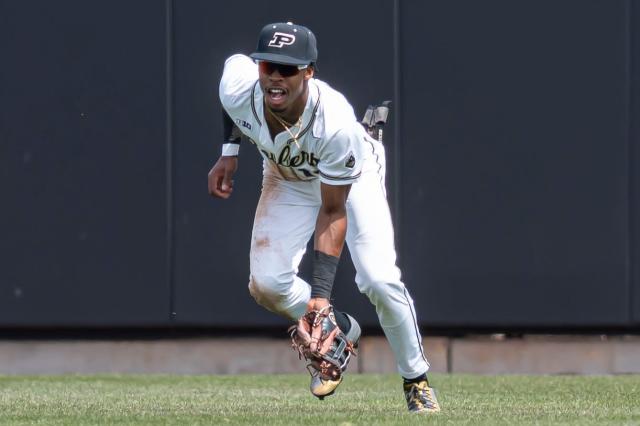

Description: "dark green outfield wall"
0 0 638 330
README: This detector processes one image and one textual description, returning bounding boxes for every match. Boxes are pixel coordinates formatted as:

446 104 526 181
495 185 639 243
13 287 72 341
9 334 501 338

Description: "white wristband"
221 143 240 156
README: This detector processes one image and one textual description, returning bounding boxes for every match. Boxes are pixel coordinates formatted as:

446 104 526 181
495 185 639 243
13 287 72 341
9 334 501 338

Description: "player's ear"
304 66 314 80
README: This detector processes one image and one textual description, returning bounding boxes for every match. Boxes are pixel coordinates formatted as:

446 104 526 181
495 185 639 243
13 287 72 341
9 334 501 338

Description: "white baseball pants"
248 140 430 379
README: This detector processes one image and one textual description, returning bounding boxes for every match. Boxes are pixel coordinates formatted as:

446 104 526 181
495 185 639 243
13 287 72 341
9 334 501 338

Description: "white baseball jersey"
219 54 376 184
218 53 430 379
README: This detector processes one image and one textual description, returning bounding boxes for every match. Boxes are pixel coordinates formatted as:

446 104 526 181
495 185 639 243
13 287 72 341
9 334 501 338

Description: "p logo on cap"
268 32 296 48
251 22 317 66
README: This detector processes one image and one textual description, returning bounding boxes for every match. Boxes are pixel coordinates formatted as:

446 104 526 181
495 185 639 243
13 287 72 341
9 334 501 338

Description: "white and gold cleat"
403 380 441 413
310 374 343 399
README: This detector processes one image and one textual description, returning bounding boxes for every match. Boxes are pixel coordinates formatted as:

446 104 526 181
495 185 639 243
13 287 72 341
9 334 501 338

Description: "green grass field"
0 374 638 425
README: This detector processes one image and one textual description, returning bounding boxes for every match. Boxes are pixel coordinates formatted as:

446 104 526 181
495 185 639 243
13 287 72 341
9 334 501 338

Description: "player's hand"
208 156 238 199
305 297 330 352
306 297 330 313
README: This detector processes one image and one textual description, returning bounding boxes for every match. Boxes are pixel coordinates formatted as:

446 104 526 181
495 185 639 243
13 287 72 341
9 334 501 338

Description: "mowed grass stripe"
0 374 638 425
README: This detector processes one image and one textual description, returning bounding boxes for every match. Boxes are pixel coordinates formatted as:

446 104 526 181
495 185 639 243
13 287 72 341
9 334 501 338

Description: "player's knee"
248 273 289 313
359 279 404 308
359 280 384 302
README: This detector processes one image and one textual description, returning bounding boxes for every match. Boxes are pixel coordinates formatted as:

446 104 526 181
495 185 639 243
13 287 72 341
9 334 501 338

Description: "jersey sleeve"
316 124 366 185
219 54 258 111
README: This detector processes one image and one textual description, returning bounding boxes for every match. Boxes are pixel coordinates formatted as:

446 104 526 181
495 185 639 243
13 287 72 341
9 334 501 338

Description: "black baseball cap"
250 22 317 66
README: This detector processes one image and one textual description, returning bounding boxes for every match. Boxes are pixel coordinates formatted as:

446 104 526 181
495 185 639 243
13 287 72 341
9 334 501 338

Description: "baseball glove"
288 305 357 381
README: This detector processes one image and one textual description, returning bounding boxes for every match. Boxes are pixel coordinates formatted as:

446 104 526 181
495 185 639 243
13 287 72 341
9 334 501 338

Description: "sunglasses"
258 61 308 77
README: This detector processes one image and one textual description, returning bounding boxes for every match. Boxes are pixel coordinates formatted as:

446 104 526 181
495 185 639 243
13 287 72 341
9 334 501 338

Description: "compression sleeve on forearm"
310 250 340 299
222 110 242 144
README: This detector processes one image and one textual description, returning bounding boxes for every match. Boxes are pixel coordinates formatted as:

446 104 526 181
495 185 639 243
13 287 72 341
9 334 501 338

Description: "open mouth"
266 87 287 103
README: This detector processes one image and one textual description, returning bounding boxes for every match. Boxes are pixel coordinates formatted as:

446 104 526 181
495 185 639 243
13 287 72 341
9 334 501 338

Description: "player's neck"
271 86 309 125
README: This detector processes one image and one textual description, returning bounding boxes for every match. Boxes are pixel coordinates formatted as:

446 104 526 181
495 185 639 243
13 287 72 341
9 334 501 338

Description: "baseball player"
208 22 440 414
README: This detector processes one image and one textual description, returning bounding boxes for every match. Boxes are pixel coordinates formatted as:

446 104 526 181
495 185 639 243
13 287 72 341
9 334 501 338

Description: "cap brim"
250 52 310 66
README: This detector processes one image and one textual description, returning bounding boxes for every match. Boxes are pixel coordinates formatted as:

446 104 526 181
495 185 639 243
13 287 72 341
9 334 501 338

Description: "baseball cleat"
309 374 342 399
403 380 441 414
308 312 361 399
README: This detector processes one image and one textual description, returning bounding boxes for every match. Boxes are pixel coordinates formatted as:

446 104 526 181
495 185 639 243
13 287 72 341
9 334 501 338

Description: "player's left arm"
307 124 364 312
315 183 350 257
307 183 351 312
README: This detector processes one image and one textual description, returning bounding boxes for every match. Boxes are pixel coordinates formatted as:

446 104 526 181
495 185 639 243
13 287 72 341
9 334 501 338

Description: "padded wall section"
399 0 631 326
0 1 169 325
632 0 640 324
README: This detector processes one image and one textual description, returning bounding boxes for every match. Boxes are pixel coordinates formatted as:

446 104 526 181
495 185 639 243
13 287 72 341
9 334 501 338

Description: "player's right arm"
209 55 257 199
208 110 240 199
